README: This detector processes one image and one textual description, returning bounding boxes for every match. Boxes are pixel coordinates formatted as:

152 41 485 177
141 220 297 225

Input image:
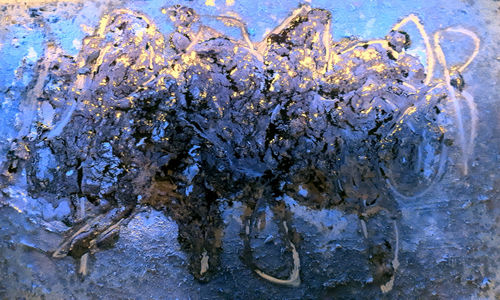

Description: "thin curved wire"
385 138 448 200
243 200 301 287
392 14 436 86
433 27 480 175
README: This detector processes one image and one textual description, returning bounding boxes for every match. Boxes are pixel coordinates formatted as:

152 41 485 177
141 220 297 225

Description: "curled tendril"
433 27 480 175
391 14 436 86
385 137 448 200
381 16 479 198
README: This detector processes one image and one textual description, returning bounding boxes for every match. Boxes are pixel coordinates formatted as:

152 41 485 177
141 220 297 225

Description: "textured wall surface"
0 0 499 299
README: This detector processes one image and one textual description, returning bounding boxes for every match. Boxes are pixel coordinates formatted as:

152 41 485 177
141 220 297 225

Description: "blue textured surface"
0 0 498 298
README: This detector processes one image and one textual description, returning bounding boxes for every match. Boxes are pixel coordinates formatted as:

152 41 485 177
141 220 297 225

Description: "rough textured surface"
0 0 499 299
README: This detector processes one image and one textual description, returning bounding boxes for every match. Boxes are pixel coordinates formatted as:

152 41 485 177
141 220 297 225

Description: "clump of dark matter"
1 4 459 288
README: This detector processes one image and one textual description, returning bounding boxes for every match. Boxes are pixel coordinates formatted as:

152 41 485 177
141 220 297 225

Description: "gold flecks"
96 14 111 37
361 106 373 115
369 63 386 73
400 106 417 122
80 24 94 35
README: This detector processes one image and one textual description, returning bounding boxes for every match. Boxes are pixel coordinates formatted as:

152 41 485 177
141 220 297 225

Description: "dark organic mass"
0 4 479 292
